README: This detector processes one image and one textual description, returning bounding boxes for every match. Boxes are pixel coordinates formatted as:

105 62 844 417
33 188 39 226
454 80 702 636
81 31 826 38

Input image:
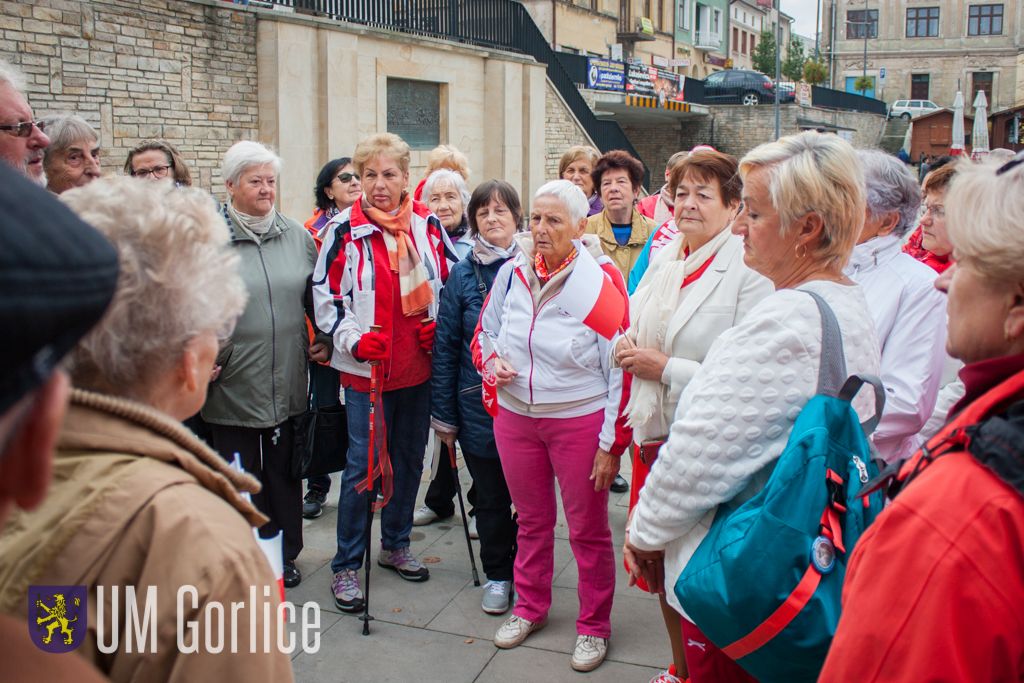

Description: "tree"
782 37 806 82
803 59 828 86
854 75 875 96
751 29 777 77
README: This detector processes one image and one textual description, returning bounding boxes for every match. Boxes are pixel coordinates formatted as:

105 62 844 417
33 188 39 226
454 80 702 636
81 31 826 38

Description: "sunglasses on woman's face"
997 153 1024 176
335 172 360 183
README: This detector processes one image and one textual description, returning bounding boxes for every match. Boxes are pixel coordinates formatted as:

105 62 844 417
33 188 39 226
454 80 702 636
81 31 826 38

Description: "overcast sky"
781 0 822 39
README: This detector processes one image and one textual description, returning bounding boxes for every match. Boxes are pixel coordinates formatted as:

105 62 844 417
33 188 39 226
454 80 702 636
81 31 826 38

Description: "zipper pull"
852 455 869 483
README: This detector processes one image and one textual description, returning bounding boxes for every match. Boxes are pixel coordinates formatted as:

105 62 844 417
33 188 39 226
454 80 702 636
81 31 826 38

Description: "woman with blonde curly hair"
0 177 293 682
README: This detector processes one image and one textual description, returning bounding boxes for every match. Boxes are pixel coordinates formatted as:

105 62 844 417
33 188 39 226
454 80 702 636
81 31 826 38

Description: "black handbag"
291 392 348 480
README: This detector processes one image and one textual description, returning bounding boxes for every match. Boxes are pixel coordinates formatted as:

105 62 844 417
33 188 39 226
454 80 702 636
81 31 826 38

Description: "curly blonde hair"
353 133 411 175
60 177 248 398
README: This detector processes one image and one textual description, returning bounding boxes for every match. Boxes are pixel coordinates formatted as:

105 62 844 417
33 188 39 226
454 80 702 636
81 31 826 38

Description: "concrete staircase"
878 116 911 155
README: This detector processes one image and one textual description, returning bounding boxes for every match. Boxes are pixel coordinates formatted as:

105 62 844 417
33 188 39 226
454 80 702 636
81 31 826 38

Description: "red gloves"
419 321 436 351
352 331 389 362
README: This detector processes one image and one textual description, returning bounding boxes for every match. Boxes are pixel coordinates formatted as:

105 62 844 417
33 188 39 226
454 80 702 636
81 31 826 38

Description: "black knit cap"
0 163 119 415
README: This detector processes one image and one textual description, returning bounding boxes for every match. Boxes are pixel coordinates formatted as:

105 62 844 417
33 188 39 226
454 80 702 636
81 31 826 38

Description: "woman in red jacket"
822 154 1024 682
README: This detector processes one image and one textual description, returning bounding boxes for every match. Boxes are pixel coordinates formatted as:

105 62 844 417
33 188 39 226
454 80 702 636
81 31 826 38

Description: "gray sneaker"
377 547 430 582
481 580 512 615
331 569 363 613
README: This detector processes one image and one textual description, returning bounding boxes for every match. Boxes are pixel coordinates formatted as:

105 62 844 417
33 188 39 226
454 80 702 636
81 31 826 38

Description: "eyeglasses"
133 164 171 179
919 203 945 219
997 153 1024 176
0 119 46 138
335 172 360 183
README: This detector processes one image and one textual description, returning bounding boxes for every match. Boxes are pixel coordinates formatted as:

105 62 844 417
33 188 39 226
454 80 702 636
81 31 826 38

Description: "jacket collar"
847 234 902 274
222 203 290 244
590 208 652 249
663 234 742 343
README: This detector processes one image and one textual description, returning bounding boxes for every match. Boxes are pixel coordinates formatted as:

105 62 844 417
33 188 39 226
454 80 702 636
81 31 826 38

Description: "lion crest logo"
27 585 86 653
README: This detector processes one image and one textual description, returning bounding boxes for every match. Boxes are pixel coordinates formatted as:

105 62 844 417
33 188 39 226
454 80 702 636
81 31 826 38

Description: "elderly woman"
300 156 361 520
822 156 1024 681
40 113 101 194
424 168 474 259
624 131 880 681
312 133 453 612
413 143 470 202
903 161 957 273
617 149 772 683
0 177 293 681
559 145 603 216
430 180 523 615
844 150 947 464
202 140 325 590
586 150 655 282
479 179 629 672
124 139 192 186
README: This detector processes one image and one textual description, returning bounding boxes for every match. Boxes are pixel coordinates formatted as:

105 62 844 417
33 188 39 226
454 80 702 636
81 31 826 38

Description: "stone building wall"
544 83 596 180
620 122 684 188
1 0 260 192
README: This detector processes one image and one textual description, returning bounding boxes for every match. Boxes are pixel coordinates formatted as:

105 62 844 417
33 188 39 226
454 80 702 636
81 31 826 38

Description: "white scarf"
228 203 276 241
623 226 732 431
473 235 518 265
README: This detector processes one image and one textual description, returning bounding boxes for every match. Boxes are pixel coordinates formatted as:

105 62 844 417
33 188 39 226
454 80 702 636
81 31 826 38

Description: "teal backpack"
674 290 886 683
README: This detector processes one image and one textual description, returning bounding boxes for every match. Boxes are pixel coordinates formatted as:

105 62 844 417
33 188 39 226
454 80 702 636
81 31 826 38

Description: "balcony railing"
694 30 722 49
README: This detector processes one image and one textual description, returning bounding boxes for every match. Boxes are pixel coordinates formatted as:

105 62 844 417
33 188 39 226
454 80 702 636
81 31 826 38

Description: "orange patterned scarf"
363 193 434 316
534 247 578 283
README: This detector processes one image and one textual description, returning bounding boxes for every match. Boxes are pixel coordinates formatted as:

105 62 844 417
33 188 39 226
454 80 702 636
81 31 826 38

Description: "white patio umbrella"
971 89 990 160
950 91 966 156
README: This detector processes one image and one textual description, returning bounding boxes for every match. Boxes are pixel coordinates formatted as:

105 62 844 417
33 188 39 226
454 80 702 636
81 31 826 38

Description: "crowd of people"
1 53 1023 683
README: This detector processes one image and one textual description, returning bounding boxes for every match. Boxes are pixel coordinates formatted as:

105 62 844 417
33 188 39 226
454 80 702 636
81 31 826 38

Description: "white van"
889 99 940 119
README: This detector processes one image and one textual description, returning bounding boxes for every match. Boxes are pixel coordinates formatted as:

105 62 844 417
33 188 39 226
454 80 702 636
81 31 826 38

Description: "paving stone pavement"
287 454 668 682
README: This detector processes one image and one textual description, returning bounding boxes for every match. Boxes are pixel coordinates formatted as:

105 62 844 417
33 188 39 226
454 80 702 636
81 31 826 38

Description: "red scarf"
902 226 952 273
535 247 578 283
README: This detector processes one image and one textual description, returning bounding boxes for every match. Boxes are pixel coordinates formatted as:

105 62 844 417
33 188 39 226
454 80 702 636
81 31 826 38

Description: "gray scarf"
472 235 518 265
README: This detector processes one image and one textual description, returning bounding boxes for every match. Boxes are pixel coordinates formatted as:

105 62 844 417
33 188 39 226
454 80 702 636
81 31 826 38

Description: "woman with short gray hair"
424 168 474 258
844 149 947 463
41 113 100 194
202 140 328 590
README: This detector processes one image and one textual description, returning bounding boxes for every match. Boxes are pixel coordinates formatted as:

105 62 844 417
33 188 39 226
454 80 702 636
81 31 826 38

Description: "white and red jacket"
312 199 457 381
478 234 632 456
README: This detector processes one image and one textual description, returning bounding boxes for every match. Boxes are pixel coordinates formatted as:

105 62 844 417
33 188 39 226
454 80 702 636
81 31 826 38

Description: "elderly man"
41 113 100 193
0 164 117 681
0 59 49 183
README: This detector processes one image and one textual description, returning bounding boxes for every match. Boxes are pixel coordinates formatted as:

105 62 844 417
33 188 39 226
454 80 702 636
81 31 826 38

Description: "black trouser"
424 451 477 517
306 362 342 495
210 420 303 563
462 441 517 582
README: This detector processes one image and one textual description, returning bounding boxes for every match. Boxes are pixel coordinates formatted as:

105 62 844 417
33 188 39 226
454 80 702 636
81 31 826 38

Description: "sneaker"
481 580 512 615
649 670 684 683
283 561 301 588
331 569 364 612
468 515 479 540
610 474 629 494
493 614 545 649
413 505 451 526
377 547 430 582
571 635 609 672
302 489 327 519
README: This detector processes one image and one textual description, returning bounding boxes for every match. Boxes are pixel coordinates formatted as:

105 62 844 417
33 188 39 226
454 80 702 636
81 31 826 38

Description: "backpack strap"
804 290 847 397
838 374 886 436
470 260 489 298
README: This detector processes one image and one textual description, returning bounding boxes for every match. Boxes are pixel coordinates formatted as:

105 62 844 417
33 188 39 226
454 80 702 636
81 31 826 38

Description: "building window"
906 7 940 37
972 71 994 107
657 0 665 30
386 78 440 149
643 0 652 18
712 8 721 34
678 0 691 30
750 33 755 53
734 27 739 52
846 9 878 39
968 4 1003 36
911 73 930 99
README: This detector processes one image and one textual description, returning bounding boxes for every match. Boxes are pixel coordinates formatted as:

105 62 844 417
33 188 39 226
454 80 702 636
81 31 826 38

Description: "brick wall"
544 82 594 180
0 0 259 192
620 122 684 189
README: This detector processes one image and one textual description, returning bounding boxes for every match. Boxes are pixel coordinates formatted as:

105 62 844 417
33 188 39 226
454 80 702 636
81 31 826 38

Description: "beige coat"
0 390 294 683
585 208 655 280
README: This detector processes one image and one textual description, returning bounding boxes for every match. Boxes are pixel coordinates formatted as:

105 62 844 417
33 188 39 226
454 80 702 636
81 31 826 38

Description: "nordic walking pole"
361 325 382 636
446 441 480 586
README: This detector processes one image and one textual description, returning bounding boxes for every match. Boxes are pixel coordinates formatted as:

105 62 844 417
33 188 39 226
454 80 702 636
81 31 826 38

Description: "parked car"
703 69 786 105
889 99 940 119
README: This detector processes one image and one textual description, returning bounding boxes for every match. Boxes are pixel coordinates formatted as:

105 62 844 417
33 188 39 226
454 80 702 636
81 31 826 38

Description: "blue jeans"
332 380 430 572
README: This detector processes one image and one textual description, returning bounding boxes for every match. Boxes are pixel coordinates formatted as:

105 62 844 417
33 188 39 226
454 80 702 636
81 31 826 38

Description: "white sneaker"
570 635 608 672
413 505 442 526
468 515 479 540
493 614 544 649
481 580 512 614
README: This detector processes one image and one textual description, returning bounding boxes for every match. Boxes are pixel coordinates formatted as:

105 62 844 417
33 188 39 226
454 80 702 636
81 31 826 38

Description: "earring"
795 243 808 259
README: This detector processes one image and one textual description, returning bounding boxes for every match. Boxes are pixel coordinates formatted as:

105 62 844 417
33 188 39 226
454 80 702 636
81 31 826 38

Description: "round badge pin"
811 535 836 574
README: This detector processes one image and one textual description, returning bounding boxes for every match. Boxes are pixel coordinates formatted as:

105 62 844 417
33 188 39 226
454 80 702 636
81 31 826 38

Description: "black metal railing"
811 85 887 116
265 0 649 185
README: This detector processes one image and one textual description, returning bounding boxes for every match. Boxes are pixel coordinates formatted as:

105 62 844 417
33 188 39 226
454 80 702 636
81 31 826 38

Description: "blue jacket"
430 251 510 456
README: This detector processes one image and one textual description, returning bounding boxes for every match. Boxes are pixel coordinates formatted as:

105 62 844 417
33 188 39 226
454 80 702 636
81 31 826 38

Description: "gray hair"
0 58 26 93
857 149 921 237
534 179 589 224
221 140 281 186
40 113 99 163
423 169 470 207
61 177 248 400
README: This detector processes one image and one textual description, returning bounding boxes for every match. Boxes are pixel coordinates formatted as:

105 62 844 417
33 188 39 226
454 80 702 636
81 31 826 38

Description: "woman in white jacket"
616 149 772 683
624 131 881 682
479 180 629 672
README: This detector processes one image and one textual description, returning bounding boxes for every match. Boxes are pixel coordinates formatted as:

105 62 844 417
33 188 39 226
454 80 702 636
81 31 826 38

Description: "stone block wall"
0 0 259 192
621 122 684 189
544 83 595 180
